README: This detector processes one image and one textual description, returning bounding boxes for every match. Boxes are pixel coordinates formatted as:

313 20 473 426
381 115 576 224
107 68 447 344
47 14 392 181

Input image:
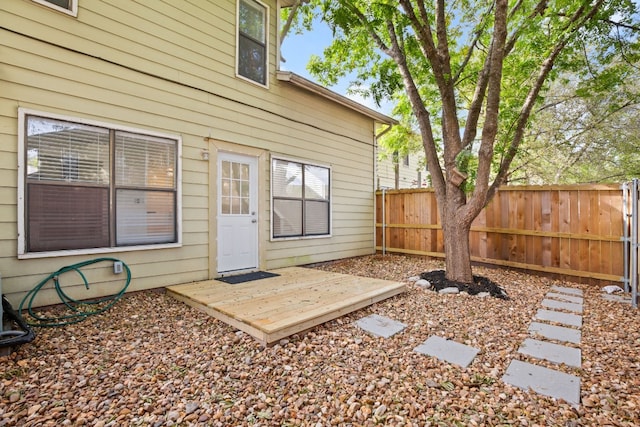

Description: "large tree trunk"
442 216 473 283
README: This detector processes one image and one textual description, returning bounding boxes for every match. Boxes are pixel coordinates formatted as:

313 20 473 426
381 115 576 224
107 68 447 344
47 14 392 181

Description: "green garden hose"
18 257 131 327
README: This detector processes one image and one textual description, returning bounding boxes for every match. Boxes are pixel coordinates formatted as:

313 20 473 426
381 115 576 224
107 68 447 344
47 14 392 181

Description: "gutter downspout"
375 124 393 256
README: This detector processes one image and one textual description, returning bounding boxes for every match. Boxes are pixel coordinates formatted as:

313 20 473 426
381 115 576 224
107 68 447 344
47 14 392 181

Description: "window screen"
272 158 330 238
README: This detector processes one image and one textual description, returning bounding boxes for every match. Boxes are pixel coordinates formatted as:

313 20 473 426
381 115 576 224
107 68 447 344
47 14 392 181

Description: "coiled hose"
18 257 131 327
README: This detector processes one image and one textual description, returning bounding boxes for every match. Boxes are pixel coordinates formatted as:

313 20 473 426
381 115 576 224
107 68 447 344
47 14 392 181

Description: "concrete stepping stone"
550 286 583 297
601 294 632 304
529 321 581 344
414 335 479 369
535 308 582 328
355 314 406 338
541 298 583 314
518 338 581 367
546 292 583 304
502 360 581 406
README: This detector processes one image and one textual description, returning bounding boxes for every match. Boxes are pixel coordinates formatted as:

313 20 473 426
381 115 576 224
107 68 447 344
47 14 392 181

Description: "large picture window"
237 0 268 86
20 111 179 254
271 158 330 238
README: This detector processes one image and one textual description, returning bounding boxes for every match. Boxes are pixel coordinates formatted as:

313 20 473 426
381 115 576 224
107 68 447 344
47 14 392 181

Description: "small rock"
374 404 387 417
167 410 180 421
477 292 490 298
439 287 460 294
28 404 42 416
408 276 421 282
9 392 20 403
185 402 199 415
415 279 431 289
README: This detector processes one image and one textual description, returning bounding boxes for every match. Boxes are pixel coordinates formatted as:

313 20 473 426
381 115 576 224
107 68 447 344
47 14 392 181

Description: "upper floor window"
237 0 268 86
19 110 181 256
32 0 78 16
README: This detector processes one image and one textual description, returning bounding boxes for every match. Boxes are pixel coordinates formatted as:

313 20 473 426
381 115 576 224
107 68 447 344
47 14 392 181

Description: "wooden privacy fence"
376 184 625 285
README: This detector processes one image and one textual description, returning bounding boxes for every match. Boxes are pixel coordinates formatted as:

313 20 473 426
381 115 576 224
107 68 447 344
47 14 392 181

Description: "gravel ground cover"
1 254 639 426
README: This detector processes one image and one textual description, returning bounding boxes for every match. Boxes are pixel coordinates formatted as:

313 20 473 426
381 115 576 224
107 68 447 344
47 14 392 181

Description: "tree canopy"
283 0 640 282
510 68 640 184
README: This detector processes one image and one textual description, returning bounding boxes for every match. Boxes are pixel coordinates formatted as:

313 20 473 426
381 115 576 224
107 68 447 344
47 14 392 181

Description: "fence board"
375 185 624 285
558 190 571 270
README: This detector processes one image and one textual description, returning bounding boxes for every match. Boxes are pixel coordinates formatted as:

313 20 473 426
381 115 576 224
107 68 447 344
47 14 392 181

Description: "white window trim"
17 108 183 259
31 0 78 17
270 154 332 241
236 0 270 88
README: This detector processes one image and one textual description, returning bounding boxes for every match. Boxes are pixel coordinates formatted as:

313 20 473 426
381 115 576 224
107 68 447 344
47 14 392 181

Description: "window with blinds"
24 114 178 253
271 158 330 238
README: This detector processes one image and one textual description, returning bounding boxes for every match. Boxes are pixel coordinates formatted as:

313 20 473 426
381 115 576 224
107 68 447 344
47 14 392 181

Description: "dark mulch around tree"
420 270 509 299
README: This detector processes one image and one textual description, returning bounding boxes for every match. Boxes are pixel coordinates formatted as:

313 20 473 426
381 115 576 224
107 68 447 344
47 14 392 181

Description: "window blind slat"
27 184 109 251
304 201 330 235
116 190 175 245
115 131 176 188
272 159 302 198
273 199 302 237
27 118 109 184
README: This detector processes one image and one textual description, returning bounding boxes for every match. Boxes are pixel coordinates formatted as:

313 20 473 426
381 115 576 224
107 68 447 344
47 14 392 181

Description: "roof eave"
276 71 397 125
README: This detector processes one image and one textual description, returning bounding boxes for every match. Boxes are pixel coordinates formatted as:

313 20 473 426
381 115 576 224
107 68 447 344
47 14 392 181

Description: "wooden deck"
166 267 406 346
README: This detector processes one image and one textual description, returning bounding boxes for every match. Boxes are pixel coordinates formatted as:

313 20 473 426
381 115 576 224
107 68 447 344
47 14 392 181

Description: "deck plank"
166 267 406 345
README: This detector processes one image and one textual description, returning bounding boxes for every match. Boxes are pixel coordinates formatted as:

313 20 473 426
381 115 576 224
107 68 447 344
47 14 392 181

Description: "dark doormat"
216 271 280 284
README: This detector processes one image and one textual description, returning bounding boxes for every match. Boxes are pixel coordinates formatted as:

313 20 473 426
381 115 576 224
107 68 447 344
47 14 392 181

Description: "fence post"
622 182 630 293
382 188 386 255
632 179 639 308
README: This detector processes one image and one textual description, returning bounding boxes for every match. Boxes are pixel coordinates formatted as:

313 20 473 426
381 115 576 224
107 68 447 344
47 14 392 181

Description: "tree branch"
399 0 463 165
383 16 447 195
606 19 640 32
464 0 509 222
488 0 607 200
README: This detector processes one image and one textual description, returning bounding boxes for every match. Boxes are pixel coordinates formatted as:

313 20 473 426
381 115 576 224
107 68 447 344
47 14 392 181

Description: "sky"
279 18 392 115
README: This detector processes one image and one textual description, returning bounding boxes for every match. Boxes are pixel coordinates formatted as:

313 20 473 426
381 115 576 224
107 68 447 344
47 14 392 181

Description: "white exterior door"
217 152 258 273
